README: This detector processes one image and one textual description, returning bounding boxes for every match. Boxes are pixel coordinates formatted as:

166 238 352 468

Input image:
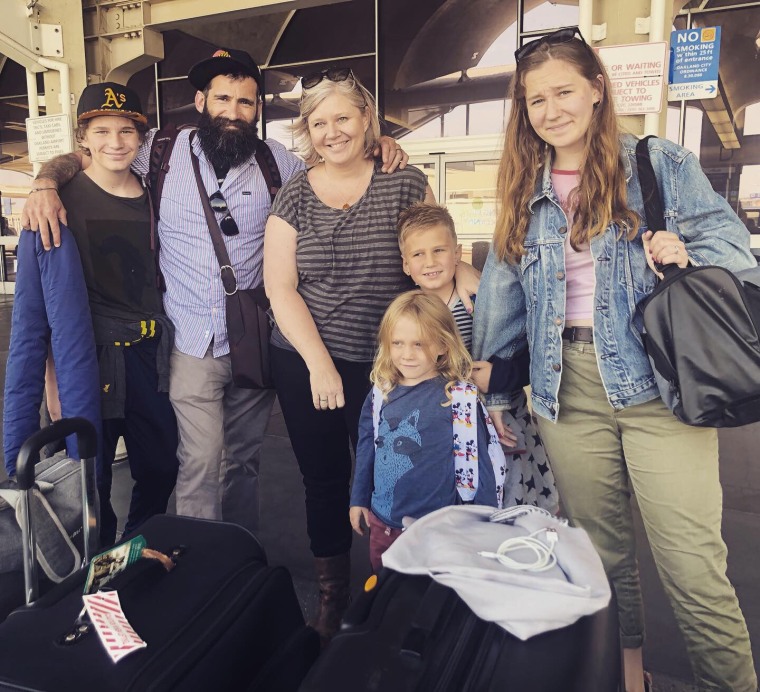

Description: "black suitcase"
300 568 621 692
0 419 319 692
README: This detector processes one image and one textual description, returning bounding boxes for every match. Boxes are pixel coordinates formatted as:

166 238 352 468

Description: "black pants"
97 339 179 546
271 346 372 558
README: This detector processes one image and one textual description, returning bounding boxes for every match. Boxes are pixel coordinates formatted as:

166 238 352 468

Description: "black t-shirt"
60 172 161 319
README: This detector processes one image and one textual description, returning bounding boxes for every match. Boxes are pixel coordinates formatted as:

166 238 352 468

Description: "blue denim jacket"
472 135 756 423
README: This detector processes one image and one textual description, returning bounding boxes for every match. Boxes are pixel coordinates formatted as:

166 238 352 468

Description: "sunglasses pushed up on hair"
301 67 354 90
209 190 239 237
514 26 587 64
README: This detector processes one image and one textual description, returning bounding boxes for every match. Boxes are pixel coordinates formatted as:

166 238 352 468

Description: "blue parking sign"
668 26 721 101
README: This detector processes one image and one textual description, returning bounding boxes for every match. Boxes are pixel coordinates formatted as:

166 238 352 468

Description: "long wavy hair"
292 72 381 167
371 291 472 400
494 36 639 263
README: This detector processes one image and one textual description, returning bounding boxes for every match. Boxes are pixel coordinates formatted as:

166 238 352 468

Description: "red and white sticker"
83 591 146 663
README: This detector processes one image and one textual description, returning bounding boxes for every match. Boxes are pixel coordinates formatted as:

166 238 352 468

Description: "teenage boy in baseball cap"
6 81 179 548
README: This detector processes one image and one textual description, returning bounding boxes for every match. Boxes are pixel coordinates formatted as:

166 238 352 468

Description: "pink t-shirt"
551 169 594 322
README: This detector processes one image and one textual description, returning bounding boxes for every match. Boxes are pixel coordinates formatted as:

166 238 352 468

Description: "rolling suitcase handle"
15 417 99 605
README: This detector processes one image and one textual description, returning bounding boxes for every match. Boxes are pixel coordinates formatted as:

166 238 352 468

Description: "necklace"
333 164 371 211
446 285 456 305
341 180 363 210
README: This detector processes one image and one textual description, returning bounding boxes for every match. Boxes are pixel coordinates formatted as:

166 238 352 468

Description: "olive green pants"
536 341 756 692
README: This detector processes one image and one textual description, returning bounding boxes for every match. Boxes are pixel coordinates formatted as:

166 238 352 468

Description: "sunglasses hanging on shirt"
514 26 587 64
209 190 239 237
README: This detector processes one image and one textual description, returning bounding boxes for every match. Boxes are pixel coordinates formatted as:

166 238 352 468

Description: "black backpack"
637 136 760 428
144 123 283 291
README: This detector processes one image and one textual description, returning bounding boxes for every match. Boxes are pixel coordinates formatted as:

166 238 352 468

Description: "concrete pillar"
30 0 88 119
592 0 674 137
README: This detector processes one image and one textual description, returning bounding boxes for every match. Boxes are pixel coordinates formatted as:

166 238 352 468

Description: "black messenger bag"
637 136 760 428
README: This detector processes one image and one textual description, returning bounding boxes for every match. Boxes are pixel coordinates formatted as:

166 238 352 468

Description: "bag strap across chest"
635 135 666 233
147 124 282 220
371 383 506 507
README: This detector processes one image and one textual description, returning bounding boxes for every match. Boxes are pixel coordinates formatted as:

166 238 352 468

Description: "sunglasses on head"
514 26 587 64
301 67 354 91
209 190 239 237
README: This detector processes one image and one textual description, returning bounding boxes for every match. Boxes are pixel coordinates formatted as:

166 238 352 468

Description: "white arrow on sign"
668 80 718 101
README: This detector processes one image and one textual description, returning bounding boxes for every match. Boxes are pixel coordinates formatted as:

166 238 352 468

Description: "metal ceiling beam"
145 0 350 31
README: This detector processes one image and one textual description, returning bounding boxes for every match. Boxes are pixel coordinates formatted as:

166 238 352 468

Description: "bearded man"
22 48 408 535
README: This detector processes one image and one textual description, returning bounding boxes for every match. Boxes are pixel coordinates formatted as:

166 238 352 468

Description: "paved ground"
1 292 758 690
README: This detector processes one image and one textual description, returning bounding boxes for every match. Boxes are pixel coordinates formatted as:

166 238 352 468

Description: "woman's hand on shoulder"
309 361 345 410
375 136 409 173
454 261 481 312
642 230 688 278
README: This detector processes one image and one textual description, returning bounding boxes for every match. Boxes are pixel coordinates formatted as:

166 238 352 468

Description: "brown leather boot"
310 552 351 646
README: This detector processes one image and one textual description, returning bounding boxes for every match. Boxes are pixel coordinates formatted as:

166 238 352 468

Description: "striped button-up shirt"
132 130 305 358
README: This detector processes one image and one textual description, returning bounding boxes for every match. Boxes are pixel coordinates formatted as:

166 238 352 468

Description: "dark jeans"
97 338 179 546
271 346 372 558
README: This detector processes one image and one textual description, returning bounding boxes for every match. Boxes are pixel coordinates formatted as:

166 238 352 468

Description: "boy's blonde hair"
397 202 457 253
371 290 472 398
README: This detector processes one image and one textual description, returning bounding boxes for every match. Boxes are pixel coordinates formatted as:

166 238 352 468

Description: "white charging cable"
478 528 559 572
489 505 567 526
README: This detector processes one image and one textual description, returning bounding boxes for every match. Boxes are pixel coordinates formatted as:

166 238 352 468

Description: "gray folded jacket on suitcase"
0 452 82 584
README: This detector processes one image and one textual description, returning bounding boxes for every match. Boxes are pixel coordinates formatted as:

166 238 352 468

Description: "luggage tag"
83 535 147 595
83 590 147 662
59 537 175 648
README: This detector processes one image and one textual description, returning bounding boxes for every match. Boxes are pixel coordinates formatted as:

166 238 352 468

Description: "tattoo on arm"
37 153 83 188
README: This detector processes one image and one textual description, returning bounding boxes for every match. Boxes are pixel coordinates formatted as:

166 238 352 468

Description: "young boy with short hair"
397 202 524 394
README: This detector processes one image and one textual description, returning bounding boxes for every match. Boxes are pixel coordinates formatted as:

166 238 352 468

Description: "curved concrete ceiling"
390 0 559 89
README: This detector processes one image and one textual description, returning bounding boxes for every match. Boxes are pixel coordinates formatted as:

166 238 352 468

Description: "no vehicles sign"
668 27 721 101
596 43 667 115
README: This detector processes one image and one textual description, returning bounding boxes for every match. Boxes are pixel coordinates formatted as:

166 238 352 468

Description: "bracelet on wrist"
30 187 57 193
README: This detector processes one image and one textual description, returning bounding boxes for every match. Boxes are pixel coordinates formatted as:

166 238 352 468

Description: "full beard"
197 107 260 170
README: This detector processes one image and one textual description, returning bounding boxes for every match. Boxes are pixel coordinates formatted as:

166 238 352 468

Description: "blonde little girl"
349 291 505 572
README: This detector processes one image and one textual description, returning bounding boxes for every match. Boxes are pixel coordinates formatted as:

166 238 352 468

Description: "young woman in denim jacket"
473 28 756 692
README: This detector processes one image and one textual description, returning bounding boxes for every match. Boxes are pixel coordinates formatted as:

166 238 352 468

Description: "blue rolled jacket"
3 228 101 474
472 135 756 423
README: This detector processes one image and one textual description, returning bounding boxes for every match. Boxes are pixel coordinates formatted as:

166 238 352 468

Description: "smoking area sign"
596 43 667 115
668 27 721 101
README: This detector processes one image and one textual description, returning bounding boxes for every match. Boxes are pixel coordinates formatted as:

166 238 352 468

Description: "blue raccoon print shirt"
351 376 498 528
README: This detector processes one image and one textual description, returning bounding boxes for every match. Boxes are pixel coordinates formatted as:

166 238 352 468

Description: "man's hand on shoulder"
21 151 85 249
22 181 66 250
375 136 409 173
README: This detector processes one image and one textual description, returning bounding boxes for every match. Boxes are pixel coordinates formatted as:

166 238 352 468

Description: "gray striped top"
269 162 427 362
450 296 473 351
